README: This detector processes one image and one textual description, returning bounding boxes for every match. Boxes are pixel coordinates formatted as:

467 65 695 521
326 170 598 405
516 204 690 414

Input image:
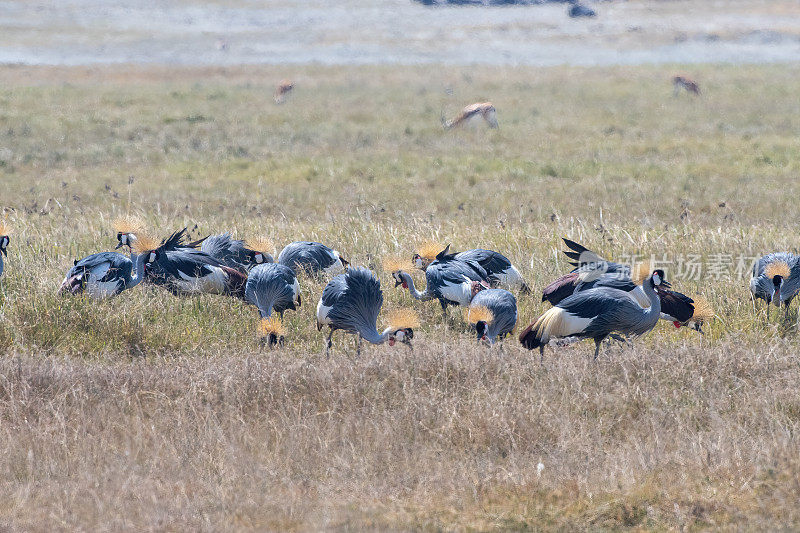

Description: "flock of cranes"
0 72 768 360
2 216 800 359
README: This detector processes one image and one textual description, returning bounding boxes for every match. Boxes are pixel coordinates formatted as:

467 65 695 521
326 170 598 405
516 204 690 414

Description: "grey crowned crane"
464 289 517 344
543 267 711 334
278 241 348 276
139 232 248 298
245 263 301 347
201 234 275 273
0 222 9 278
60 247 152 298
519 269 668 361
390 247 491 315
442 102 498 129
413 242 529 293
316 266 418 357
750 254 800 320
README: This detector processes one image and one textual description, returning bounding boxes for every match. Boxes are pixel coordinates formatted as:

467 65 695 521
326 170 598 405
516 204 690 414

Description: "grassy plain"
0 63 799 529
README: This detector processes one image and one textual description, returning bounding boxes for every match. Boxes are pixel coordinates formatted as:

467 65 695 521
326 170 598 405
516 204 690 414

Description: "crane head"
259 317 286 348
464 305 493 342
650 269 669 288
414 241 444 270
475 321 489 342
388 328 414 347
0 235 8 257
387 309 419 346
392 270 410 289
244 238 274 266
113 215 144 250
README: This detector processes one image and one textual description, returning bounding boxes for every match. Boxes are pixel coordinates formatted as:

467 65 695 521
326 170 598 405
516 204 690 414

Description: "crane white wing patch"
316 299 333 326
438 279 472 306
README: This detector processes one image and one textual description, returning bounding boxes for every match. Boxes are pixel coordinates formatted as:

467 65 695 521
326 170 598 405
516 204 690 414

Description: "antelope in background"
442 102 498 129
673 76 700 96
274 79 294 104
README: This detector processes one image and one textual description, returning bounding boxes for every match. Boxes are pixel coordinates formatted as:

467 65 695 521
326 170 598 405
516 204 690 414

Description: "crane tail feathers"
519 308 574 351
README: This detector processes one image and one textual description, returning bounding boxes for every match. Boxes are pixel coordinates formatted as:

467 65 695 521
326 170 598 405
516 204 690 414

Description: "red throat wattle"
673 321 681 328
402 281 408 289
388 338 396 346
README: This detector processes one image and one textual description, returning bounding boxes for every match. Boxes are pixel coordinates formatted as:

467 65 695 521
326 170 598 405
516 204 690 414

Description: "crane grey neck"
0 254 4 277
360 326 394 345
400 271 432 301
125 252 149 290
641 278 662 321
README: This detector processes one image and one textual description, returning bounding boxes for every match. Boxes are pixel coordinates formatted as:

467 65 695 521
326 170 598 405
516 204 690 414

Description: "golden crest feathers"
0 220 10 236
383 256 414 273
417 241 443 261
258 316 286 337
245 237 274 255
463 305 494 325
131 233 161 255
691 297 715 322
113 214 144 235
632 260 654 285
764 261 791 279
387 308 420 330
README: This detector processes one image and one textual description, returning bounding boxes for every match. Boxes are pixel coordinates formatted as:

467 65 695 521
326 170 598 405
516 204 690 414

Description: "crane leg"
593 338 603 360
356 334 362 358
326 329 333 358
539 346 544 364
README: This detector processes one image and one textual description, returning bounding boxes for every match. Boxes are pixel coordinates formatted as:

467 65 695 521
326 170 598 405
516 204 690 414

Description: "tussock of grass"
0 63 799 529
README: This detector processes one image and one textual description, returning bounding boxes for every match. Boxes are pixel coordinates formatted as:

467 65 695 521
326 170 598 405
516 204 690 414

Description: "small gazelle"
673 76 701 96
442 102 498 129
274 80 294 104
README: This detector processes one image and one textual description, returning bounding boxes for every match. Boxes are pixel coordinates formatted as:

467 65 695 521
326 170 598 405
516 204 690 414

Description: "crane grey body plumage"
60 251 149 298
398 247 490 312
278 241 347 275
142 230 247 298
446 249 528 292
542 270 649 307
316 267 412 355
201 233 275 273
469 289 517 344
521 270 666 360
245 263 300 318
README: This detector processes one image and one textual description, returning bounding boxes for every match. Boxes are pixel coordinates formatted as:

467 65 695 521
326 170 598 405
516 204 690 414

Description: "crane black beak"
0 247 6 257
660 280 672 289
114 242 124 249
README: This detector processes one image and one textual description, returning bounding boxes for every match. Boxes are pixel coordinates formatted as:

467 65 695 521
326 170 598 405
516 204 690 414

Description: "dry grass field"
1 63 800 529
